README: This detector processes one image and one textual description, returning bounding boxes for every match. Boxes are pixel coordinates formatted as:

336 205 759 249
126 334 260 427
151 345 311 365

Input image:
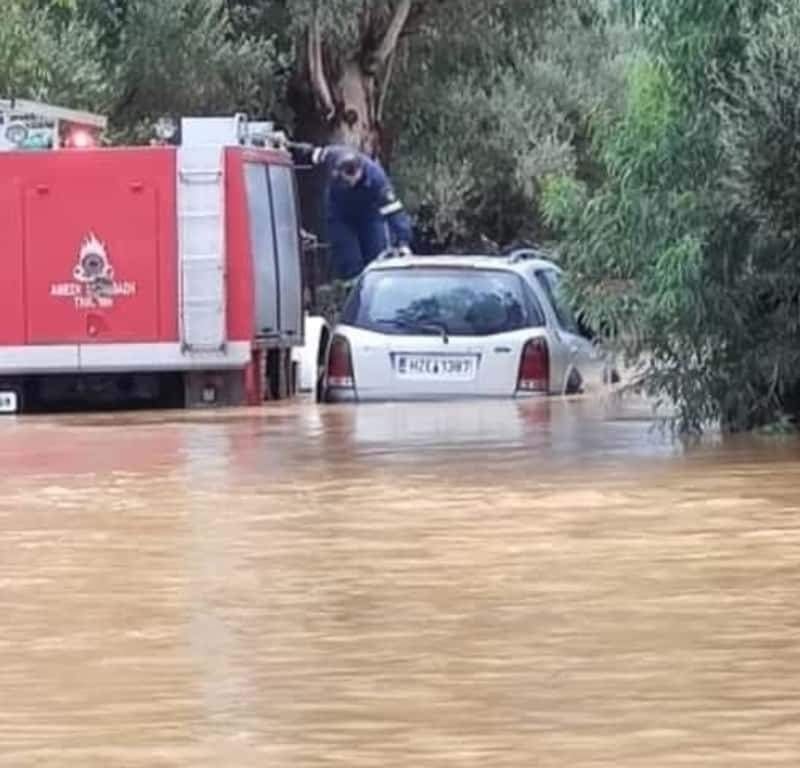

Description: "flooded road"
1 396 800 767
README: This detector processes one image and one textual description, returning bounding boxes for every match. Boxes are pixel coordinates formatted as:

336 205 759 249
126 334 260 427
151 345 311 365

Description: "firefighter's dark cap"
335 152 363 177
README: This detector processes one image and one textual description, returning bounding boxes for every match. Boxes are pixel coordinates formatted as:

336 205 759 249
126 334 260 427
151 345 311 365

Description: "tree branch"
360 0 373 38
376 47 396 122
399 0 447 39
307 7 335 120
373 0 413 67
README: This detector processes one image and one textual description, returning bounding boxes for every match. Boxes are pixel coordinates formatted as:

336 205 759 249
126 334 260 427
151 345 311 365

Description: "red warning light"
64 128 96 149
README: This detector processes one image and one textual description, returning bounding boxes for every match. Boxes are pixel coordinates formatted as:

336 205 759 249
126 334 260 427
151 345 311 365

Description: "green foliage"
719 3 800 242
388 3 636 249
545 0 800 433
0 0 109 109
714 2 800 427
281 0 390 45
2 0 284 139
226 0 420 58
94 0 282 141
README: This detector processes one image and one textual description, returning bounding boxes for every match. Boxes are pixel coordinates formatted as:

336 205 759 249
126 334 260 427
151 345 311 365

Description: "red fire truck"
0 109 308 413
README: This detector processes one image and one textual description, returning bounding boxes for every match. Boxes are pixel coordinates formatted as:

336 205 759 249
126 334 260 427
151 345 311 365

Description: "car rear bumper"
325 388 547 404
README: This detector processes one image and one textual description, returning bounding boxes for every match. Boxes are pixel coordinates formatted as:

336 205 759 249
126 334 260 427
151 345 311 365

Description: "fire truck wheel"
315 328 330 403
266 349 294 400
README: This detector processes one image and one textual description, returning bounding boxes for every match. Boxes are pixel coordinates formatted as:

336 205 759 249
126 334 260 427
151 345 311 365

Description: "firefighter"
289 143 412 280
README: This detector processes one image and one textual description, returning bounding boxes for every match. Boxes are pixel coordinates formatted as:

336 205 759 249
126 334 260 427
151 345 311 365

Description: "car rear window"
342 267 544 336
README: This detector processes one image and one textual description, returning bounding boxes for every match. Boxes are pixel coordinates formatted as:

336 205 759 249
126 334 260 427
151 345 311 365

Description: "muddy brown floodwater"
1 395 800 767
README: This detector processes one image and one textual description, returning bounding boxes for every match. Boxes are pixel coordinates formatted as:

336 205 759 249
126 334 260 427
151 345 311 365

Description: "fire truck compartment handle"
179 170 223 183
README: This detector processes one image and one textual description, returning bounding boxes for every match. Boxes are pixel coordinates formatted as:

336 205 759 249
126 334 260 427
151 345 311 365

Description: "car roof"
364 250 560 274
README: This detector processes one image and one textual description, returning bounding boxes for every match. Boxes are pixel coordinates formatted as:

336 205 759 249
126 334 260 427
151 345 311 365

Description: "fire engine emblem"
74 233 113 285
50 232 137 309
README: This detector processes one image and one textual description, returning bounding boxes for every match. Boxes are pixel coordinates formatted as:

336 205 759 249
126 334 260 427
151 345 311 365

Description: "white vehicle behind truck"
315 250 613 403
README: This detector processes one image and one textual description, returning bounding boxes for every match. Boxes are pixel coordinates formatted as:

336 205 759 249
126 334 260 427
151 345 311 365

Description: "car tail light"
327 335 354 388
517 338 549 393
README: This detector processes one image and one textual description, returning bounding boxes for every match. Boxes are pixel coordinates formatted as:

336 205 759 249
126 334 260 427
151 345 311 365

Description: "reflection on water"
1 395 800 767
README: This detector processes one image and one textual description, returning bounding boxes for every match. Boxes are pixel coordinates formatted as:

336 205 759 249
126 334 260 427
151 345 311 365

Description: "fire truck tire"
183 370 246 408
315 327 330 403
266 349 295 400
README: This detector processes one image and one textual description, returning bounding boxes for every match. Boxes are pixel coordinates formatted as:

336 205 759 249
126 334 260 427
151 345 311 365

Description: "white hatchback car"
321 250 611 403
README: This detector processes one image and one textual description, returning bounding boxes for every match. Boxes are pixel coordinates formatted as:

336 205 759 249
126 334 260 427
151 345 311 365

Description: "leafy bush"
387 5 636 250
96 0 282 141
0 1 109 109
543 0 800 433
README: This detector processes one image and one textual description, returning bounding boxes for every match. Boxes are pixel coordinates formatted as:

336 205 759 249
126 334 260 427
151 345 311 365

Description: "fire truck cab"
0 110 305 413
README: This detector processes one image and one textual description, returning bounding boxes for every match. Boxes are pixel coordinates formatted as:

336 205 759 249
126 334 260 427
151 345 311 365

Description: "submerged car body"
321 251 609 403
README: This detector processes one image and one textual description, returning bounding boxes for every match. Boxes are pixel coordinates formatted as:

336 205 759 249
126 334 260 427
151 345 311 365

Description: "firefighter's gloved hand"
287 142 315 164
271 131 289 149
397 245 412 257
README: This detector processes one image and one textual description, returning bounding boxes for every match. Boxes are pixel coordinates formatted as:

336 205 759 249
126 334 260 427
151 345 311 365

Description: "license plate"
0 391 19 414
395 355 477 381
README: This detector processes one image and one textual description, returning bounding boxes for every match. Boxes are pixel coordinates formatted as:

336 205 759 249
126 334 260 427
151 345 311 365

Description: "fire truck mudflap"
0 114 305 412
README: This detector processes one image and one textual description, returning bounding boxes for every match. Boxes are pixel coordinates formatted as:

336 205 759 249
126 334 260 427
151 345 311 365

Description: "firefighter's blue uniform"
307 145 413 280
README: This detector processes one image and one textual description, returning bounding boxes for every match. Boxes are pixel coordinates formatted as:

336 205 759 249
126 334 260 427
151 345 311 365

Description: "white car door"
528 267 606 392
